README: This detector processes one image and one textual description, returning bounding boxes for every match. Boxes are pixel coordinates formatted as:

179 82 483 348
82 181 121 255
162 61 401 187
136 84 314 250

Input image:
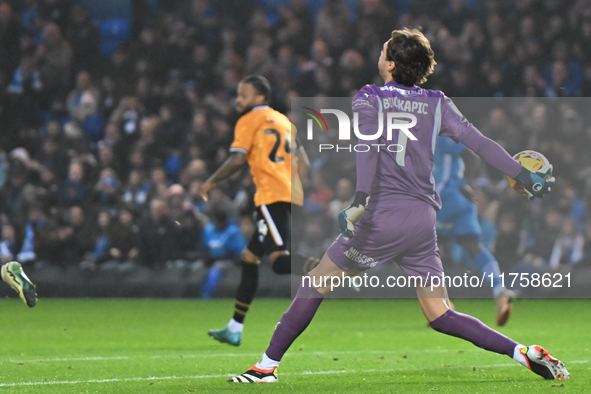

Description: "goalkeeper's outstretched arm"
460 127 554 199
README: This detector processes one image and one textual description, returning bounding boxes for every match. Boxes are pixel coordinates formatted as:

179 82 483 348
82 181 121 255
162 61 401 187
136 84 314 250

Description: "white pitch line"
0 360 587 388
6 348 475 364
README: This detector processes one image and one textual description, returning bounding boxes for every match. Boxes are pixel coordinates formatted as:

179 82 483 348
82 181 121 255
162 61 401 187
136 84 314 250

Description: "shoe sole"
1 262 37 307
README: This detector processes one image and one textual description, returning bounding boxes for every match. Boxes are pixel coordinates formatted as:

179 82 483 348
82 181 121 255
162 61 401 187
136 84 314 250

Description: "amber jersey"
230 105 304 207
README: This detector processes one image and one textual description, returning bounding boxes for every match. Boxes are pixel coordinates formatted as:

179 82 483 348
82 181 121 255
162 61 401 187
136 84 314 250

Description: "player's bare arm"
199 151 247 201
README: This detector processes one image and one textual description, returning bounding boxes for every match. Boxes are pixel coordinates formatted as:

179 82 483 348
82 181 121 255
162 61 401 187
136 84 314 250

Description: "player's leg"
410 203 567 380
417 283 568 380
262 203 319 275
454 198 515 325
1 261 37 307
228 252 360 382
207 242 263 346
269 251 320 275
457 236 515 325
444 191 495 287
229 202 418 383
456 235 504 298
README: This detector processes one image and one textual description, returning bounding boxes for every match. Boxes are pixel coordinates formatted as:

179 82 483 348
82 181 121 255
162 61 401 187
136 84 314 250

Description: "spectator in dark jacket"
35 22 72 95
138 198 179 268
167 184 205 261
18 205 61 266
108 208 139 263
61 205 93 265
66 4 100 73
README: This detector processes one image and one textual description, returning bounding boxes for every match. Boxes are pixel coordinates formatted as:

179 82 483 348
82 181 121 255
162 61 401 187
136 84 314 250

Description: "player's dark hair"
240 74 271 104
386 28 436 86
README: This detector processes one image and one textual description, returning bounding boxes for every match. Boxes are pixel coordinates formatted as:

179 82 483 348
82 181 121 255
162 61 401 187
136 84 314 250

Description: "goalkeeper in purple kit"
227 28 566 384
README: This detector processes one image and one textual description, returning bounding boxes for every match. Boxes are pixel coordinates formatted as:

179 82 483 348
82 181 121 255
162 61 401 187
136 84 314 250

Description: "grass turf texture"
0 298 588 393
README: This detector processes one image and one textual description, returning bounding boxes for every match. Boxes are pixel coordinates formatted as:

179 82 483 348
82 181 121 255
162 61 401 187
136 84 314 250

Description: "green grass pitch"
0 298 588 393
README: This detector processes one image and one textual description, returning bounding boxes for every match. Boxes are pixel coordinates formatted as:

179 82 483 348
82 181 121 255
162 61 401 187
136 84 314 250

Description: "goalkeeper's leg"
420 285 567 380
229 254 360 382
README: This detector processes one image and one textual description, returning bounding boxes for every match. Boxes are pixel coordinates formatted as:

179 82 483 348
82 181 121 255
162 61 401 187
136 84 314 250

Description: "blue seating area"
99 18 130 57
67 0 132 57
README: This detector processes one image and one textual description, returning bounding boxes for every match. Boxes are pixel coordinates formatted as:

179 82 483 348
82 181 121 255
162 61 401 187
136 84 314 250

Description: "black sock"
271 254 292 274
232 261 259 324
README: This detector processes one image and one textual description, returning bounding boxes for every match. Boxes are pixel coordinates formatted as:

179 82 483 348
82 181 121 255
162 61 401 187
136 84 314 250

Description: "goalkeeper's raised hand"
515 165 555 200
338 192 370 240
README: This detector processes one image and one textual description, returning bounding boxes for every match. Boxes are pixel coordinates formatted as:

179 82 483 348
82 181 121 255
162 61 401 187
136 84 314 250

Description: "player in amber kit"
228 29 568 383
201 75 316 346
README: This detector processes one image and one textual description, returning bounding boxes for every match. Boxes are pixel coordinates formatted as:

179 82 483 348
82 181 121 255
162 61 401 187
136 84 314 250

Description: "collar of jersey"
252 105 270 111
385 81 419 90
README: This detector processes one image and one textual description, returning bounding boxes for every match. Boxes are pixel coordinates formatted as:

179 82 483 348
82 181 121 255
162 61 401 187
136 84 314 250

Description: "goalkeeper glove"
515 165 555 200
338 192 370 240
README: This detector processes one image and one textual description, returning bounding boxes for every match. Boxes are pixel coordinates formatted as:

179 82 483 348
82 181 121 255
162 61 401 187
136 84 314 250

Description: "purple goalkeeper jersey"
352 81 521 210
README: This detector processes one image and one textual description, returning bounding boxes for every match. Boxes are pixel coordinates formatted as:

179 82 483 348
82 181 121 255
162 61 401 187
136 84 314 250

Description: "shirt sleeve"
353 85 380 194
439 95 473 142
230 115 255 154
440 95 521 178
457 127 522 178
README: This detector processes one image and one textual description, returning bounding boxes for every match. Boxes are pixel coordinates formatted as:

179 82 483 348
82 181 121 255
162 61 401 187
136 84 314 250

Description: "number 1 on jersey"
393 119 409 167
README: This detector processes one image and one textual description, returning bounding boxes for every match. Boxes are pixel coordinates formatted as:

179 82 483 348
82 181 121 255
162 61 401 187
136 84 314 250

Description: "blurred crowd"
0 0 590 292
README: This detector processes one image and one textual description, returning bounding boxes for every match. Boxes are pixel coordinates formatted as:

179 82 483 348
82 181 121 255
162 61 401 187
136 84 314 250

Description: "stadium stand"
0 0 590 297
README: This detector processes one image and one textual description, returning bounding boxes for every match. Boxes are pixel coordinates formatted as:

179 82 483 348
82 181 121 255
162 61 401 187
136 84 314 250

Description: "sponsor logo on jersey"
344 247 379 267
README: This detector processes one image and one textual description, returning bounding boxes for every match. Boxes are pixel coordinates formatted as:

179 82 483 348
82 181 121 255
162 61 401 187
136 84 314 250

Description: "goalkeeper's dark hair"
241 74 271 104
386 28 436 86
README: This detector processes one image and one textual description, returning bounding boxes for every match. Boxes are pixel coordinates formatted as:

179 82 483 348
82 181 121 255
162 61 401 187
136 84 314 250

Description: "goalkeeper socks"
474 249 504 296
512 344 529 368
255 353 280 370
429 309 517 357
232 261 259 324
265 278 324 361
